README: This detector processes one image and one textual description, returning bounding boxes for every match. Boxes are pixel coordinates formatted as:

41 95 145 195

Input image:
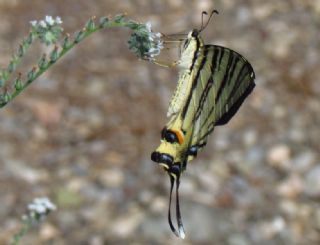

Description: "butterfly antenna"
199 9 219 33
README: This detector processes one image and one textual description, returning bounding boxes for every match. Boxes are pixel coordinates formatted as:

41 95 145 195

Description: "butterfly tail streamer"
168 175 186 239
168 175 179 237
176 175 186 239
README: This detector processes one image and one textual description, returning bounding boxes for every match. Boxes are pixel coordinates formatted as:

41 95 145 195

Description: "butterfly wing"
181 45 255 158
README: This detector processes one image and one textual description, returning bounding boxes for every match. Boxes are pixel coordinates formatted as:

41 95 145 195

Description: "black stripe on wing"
181 46 209 119
215 79 255 125
193 45 255 143
214 46 255 125
193 47 221 121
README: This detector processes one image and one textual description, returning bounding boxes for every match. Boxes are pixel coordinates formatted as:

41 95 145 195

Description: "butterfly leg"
152 60 179 68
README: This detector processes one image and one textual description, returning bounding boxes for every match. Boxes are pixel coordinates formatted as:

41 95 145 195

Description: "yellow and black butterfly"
151 10 256 238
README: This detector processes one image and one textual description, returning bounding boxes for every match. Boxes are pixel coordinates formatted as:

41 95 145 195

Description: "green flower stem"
0 33 33 86
10 218 32 245
0 14 147 108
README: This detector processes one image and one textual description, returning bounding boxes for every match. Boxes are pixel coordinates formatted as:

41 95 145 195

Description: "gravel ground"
0 0 319 244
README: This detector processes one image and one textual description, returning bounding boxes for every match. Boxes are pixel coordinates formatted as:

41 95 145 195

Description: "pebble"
110 207 144 238
258 216 286 240
150 196 166 213
39 223 59 241
180 176 197 194
243 129 257 146
5 159 49 184
213 129 230 150
267 144 291 170
228 233 250 245
88 236 104 245
99 168 125 188
271 216 286 233
277 174 303 198
291 151 316 173
198 171 220 193
315 209 320 230
245 146 264 165
236 6 252 26
196 0 214 13
280 200 299 217
304 165 320 197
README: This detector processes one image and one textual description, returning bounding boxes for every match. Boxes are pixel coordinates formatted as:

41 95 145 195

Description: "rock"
273 105 287 119
304 165 320 197
110 207 144 238
39 223 59 241
280 200 299 217
231 177 264 208
180 176 198 199
26 99 62 127
271 216 286 233
277 174 303 198
243 129 258 146
99 168 124 188
258 216 286 240
88 236 104 245
228 233 250 245
291 151 316 173
245 146 264 166
150 196 166 214
5 159 49 184
315 209 320 230
267 144 291 170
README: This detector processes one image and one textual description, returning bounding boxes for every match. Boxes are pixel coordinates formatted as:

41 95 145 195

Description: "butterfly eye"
191 29 199 37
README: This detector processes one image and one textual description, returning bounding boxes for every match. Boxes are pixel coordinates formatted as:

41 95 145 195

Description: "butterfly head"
188 29 200 38
181 29 202 53
180 9 219 54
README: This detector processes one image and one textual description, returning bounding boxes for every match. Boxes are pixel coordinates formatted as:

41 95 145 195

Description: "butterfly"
151 10 255 238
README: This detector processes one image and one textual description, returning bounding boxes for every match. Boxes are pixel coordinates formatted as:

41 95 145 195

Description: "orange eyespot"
161 127 185 144
170 129 184 144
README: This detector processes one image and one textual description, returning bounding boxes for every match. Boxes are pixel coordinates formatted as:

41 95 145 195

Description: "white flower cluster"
27 197 57 217
145 22 163 59
30 16 63 28
29 16 64 45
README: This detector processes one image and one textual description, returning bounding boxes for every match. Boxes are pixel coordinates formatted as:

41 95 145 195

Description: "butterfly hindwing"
182 45 255 157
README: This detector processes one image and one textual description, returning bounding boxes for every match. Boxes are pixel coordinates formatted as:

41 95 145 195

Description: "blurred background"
0 0 319 244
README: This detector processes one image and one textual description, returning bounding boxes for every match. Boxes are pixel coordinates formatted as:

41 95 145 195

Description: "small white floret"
55 16 63 24
145 21 152 32
30 20 37 26
27 197 57 216
39 20 47 28
45 16 55 26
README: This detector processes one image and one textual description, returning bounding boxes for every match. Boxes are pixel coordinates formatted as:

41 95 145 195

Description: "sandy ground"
0 0 319 244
